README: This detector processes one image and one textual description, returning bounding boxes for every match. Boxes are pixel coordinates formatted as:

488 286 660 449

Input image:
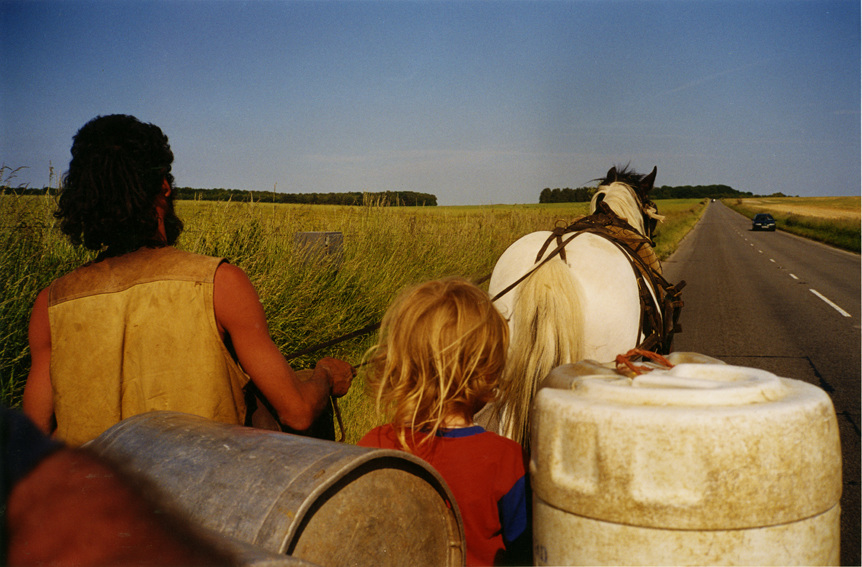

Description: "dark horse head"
597 165 660 239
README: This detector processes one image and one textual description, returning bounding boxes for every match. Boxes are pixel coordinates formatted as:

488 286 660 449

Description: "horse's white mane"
590 182 664 236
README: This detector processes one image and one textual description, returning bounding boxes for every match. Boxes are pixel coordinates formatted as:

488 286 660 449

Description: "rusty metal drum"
87 411 464 567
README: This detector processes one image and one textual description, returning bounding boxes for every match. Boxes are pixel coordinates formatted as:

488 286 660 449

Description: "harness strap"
617 236 685 353
567 209 657 253
575 228 658 347
572 206 684 352
517 215 685 355
534 224 570 264
591 227 685 353
490 230 582 303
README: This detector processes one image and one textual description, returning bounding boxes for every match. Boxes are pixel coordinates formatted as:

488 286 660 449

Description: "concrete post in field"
294 232 343 269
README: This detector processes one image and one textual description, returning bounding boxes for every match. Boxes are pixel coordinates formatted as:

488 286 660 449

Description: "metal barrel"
210 532 318 567
88 411 465 567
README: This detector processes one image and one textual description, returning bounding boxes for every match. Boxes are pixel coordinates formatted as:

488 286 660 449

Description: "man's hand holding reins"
313 357 354 398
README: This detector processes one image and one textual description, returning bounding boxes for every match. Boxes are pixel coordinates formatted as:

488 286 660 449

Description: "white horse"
487 166 681 447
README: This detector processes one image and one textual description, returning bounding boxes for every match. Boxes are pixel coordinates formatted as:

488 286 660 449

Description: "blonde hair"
364 278 509 451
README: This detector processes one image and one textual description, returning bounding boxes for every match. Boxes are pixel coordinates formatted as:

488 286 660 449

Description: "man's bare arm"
8 447 235 566
213 263 352 431
23 288 55 434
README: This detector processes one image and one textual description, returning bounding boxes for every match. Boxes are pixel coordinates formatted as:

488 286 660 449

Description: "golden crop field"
735 196 860 220
724 196 860 253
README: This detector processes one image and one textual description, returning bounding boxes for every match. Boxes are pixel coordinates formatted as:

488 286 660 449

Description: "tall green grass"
0 195 94 406
1 196 705 442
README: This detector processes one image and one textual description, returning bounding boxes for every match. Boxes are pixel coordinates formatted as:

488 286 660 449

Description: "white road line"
789 273 799 280
809 289 852 318
770 258 776 263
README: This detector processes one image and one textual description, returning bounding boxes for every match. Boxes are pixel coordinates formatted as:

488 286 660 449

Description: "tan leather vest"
48 246 249 446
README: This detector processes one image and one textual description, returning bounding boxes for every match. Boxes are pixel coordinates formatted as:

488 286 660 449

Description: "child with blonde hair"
358 278 531 566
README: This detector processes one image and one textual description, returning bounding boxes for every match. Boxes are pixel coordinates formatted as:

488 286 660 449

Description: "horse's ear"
606 166 617 183
643 166 657 192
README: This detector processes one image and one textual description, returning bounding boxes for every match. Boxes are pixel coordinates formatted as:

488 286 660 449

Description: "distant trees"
0 181 777 205
651 184 754 199
0 184 438 206
539 186 595 203
538 183 757 203
173 188 437 207
0 186 59 196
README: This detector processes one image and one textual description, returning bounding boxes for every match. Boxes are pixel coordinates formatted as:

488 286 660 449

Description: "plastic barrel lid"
531 363 842 530
575 363 790 406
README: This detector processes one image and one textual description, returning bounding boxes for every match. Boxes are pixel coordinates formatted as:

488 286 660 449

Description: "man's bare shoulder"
30 287 51 334
212 263 264 326
214 261 251 287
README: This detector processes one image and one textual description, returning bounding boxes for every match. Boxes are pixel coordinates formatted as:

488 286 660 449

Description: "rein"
489 230 582 303
255 275 494 442
282 321 381 362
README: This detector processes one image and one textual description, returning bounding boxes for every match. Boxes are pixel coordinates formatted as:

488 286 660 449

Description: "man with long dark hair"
22 114 352 445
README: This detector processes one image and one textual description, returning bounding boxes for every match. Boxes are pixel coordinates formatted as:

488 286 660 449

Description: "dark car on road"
752 213 776 231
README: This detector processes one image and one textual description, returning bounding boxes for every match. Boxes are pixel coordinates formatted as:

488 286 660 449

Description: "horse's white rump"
490 230 642 364
487 229 645 443
485 168 668 446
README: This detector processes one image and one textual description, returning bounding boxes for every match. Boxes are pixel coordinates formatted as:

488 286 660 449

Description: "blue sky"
2 0 859 206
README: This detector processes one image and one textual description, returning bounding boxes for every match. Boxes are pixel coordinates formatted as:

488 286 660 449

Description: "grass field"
724 196 860 253
1 196 706 442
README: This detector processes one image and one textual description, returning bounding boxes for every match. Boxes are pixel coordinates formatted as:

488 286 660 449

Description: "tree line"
651 184 758 199
539 183 764 203
1 183 785 204
0 185 438 207
539 186 595 203
173 188 438 206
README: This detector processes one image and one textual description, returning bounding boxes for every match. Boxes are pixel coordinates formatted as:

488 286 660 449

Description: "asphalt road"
662 200 860 566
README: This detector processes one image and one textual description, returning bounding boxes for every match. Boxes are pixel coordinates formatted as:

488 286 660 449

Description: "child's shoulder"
451 427 527 475
442 426 522 452
481 428 523 453
357 424 399 449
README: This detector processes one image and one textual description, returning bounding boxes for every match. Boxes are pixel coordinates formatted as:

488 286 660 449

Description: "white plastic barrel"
531 363 842 566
